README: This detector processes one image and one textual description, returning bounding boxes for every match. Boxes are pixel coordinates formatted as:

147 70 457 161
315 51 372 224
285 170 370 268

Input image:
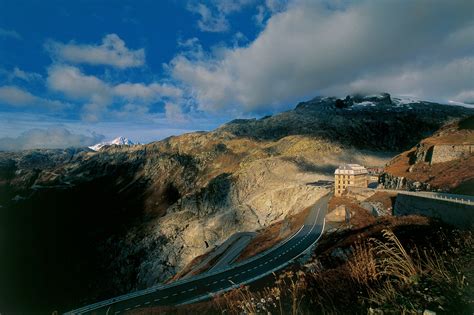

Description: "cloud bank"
0 85 68 109
172 0 474 112
0 127 104 151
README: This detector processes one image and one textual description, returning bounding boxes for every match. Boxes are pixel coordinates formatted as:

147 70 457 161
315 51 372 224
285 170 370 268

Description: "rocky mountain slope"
0 93 472 313
380 116 474 194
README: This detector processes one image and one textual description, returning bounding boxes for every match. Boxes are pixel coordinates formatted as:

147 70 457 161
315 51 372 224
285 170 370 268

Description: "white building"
334 164 369 196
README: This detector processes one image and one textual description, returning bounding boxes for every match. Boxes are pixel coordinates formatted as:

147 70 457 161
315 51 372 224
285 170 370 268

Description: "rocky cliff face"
0 93 472 312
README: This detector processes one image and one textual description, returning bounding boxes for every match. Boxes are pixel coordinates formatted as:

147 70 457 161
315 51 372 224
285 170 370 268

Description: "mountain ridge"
0 93 472 313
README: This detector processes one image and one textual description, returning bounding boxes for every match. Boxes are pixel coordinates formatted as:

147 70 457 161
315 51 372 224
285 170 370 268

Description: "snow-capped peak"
89 137 138 151
110 136 135 146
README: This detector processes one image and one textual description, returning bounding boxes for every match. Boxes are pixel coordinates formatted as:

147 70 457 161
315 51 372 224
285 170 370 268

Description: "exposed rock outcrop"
379 173 431 191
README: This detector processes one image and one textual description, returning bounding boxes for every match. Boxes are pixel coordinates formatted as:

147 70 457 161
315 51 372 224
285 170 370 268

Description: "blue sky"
0 0 473 150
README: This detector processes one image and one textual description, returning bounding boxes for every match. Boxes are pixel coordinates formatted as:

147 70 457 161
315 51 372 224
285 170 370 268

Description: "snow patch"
392 95 421 106
89 136 139 151
353 101 376 107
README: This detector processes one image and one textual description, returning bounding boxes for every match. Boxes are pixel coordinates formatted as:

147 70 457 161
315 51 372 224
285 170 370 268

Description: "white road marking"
154 298 160 302
134 304 141 308
163 295 169 299
172 293 179 296
187 288 194 292
144 301 151 305
125 308 131 311
212 281 218 284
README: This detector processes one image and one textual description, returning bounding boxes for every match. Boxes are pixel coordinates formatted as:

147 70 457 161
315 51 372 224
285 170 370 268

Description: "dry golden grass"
215 270 307 315
347 240 377 285
371 229 419 284
422 128 474 146
139 217 473 314
385 152 474 189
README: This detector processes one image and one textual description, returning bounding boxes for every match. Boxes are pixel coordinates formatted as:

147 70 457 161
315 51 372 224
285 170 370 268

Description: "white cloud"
0 127 104 151
177 37 205 59
214 0 254 14
254 5 266 26
9 67 43 82
325 56 474 103
453 90 474 105
0 85 66 109
45 34 145 68
264 0 287 13
171 0 474 113
114 82 182 102
187 0 254 32
254 0 288 26
47 65 111 103
0 86 36 105
110 103 150 120
46 65 183 122
0 28 21 40
187 3 229 33
164 102 187 122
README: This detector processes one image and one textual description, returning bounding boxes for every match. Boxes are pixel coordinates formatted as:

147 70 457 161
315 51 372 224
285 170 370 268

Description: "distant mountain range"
89 136 139 151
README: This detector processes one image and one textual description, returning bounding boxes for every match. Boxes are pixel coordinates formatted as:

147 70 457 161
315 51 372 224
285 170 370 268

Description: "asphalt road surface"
66 193 330 314
208 232 256 272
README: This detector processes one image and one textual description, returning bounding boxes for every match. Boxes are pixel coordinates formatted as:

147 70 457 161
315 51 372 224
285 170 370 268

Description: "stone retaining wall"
394 193 474 229
430 144 473 164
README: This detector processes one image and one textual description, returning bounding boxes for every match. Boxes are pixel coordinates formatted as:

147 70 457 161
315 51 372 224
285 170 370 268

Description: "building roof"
334 163 368 175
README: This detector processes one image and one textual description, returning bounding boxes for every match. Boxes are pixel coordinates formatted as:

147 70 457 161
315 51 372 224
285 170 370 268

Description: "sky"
0 0 473 150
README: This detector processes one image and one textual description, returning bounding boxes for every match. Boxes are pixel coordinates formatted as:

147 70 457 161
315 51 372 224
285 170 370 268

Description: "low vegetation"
131 214 473 314
214 221 473 314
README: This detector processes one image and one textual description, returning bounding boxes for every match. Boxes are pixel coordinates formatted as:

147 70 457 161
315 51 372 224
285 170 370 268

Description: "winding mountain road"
65 193 330 314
